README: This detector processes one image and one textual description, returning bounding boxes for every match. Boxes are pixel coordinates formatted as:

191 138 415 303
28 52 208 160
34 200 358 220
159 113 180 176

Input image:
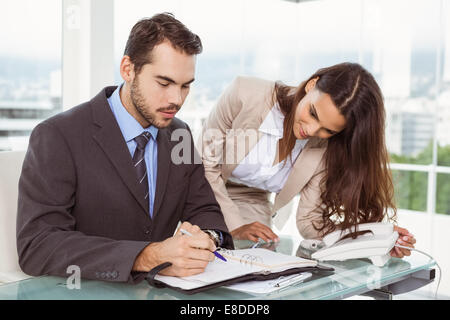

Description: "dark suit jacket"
16 86 233 283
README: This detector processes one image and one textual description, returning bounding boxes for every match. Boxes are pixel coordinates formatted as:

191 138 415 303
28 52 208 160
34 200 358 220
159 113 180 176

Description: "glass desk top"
0 236 435 300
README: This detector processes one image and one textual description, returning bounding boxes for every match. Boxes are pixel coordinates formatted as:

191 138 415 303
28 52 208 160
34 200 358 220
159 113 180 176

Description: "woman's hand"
230 222 279 243
390 225 416 258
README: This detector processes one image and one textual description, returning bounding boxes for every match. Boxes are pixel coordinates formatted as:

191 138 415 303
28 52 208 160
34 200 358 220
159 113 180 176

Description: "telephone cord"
394 244 441 300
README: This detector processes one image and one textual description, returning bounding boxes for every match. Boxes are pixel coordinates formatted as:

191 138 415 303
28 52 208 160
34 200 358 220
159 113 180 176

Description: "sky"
0 0 445 60
0 0 62 59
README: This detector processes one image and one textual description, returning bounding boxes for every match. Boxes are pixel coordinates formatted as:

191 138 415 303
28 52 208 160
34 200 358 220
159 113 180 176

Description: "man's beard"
130 78 180 129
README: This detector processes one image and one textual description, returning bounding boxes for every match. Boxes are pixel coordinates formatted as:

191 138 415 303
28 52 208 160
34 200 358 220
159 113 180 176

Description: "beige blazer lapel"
273 137 327 226
222 106 272 181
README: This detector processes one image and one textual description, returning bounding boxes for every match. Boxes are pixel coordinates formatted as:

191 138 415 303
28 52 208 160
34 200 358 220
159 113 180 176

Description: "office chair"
0 150 31 283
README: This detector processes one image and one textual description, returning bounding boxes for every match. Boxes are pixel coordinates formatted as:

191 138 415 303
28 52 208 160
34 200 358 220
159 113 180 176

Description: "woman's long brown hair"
275 62 397 238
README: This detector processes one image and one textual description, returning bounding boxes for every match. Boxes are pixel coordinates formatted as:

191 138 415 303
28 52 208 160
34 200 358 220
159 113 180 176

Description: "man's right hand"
132 222 216 277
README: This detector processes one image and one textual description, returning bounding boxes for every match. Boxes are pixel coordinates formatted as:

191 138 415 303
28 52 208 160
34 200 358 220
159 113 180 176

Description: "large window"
0 0 62 151
0 0 445 296
114 0 450 217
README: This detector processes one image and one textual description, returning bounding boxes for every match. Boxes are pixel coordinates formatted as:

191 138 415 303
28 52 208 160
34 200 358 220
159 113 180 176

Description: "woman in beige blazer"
199 62 415 258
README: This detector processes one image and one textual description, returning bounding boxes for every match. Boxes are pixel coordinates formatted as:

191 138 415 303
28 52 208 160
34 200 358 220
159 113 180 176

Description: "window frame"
62 0 114 111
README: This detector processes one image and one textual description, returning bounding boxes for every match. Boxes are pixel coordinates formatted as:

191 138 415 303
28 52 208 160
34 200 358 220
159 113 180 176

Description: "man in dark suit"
16 13 233 284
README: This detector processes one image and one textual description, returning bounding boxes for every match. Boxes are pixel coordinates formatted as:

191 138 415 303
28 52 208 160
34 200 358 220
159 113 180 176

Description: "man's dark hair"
124 12 203 75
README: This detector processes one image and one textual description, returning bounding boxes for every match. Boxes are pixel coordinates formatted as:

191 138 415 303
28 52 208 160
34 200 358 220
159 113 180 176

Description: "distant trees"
390 142 450 214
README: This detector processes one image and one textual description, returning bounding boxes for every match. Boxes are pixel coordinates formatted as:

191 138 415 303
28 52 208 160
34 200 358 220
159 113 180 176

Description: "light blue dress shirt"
107 84 158 217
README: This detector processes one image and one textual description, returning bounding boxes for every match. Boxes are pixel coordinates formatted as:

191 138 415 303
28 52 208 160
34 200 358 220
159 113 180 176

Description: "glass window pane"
113 0 364 138
438 2 450 167
371 0 441 165
114 0 247 138
392 170 428 212
293 0 361 82
113 0 442 215
438 144 450 167
0 0 62 151
436 173 450 215
240 0 299 82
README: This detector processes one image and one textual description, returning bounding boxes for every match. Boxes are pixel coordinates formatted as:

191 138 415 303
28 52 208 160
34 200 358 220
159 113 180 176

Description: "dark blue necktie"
133 131 151 212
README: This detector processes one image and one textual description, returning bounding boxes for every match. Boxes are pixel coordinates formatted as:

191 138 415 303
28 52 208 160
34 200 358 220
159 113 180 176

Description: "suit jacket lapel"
218 96 327 212
91 87 149 216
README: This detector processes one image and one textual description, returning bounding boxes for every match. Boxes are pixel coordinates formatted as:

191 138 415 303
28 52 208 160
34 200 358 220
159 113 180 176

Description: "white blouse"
228 104 308 193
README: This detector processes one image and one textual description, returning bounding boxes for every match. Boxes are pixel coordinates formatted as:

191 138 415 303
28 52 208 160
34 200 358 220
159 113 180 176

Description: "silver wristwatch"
204 229 220 247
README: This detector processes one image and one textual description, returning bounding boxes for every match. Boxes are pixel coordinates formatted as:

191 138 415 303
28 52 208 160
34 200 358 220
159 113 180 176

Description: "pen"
274 273 311 288
251 238 274 248
179 228 227 262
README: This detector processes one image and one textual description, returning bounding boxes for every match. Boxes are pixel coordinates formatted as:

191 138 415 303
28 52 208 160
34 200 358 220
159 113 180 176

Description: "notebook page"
155 253 264 289
153 248 316 290
220 248 317 272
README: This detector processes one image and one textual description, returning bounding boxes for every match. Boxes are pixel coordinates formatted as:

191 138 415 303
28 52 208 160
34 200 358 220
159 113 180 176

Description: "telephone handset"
308 222 399 267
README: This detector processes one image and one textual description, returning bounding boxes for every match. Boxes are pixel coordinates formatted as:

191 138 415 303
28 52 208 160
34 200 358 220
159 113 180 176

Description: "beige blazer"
198 76 328 239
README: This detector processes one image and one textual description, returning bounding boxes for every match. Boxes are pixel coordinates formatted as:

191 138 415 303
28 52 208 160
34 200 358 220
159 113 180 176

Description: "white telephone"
306 223 399 267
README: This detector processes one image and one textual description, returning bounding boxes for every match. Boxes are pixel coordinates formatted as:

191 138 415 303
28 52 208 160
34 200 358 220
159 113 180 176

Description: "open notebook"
149 248 322 294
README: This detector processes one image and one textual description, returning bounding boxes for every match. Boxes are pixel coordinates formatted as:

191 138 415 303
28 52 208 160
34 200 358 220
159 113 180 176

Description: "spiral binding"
217 248 264 268
217 248 235 257
240 254 264 267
